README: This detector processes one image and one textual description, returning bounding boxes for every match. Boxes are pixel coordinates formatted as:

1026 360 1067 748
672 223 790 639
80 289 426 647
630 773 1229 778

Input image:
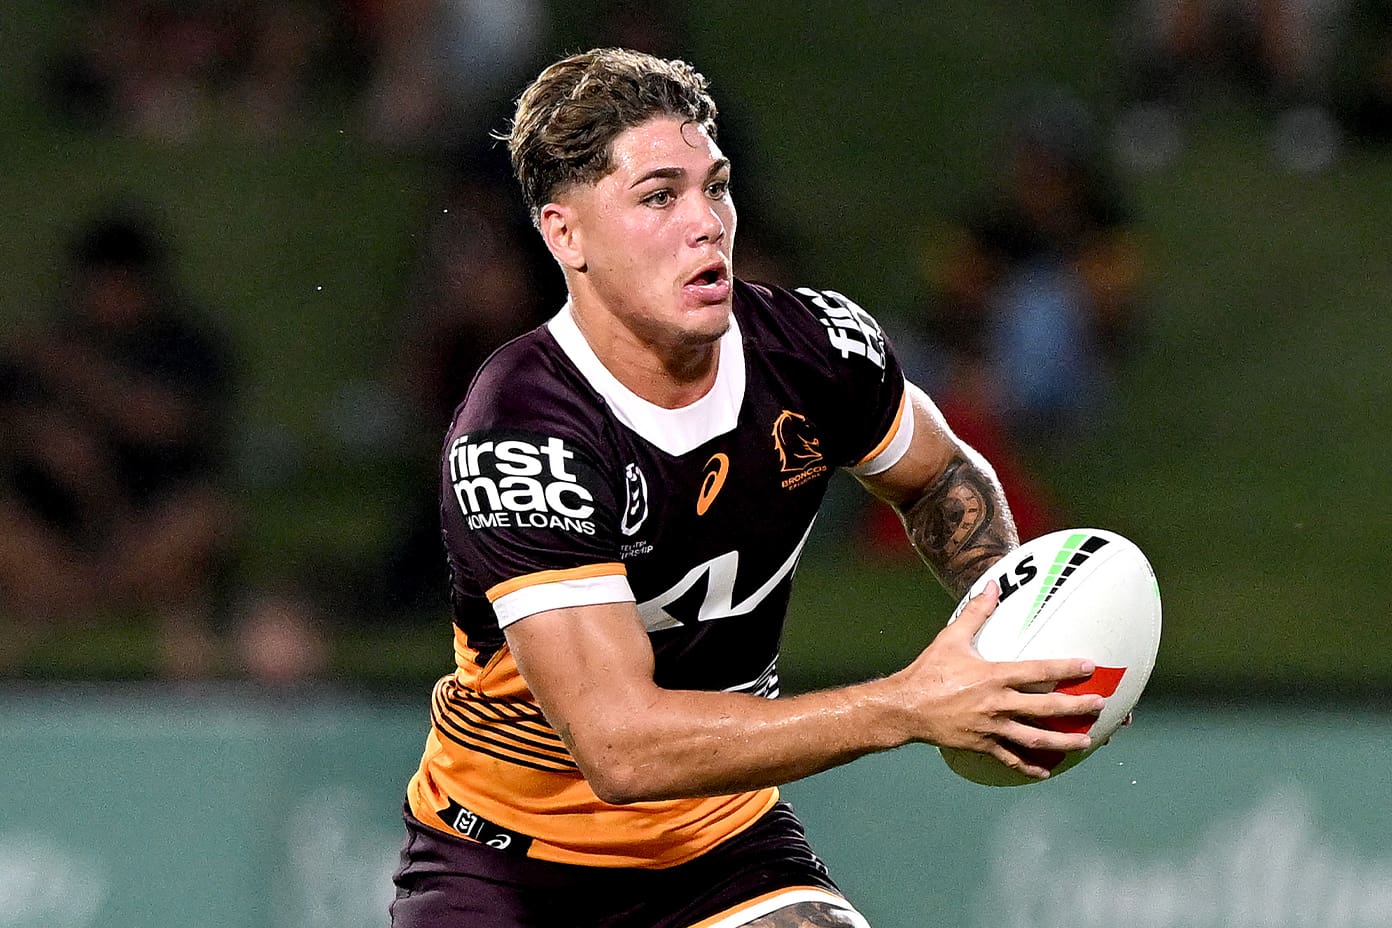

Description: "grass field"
3 2 1390 697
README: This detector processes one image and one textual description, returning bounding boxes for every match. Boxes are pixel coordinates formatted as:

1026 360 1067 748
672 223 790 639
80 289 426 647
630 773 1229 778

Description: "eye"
642 189 673 207
706 179 731 199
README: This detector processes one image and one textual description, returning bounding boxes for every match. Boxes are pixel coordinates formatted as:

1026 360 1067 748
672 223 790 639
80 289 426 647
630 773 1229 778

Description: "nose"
686 198 726 248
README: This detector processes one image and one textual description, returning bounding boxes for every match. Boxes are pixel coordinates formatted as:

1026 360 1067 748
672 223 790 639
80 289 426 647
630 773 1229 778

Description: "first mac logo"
448 432 598 535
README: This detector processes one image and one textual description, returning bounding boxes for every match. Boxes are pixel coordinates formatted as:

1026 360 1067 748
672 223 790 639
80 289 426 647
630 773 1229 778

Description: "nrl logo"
620 462 649 536
772 410 827 490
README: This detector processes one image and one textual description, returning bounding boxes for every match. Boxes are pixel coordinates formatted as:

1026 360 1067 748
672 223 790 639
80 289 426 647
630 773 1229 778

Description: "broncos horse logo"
771 410 823 472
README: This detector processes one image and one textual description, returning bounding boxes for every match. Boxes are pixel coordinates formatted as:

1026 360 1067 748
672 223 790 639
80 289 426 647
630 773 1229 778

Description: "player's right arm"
504 581 1102 803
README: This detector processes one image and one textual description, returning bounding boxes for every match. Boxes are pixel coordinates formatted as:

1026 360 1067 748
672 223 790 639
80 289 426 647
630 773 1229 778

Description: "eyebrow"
629 158 731 189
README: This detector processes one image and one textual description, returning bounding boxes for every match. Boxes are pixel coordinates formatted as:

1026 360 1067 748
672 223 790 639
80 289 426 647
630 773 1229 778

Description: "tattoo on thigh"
742 900 863 927
902 454 1016 598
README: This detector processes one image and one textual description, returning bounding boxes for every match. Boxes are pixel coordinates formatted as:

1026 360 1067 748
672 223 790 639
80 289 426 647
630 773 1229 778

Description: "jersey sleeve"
789 287 912 474
442 422 634 628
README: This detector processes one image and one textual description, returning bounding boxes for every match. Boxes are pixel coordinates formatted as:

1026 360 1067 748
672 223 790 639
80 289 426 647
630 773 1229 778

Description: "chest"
610 380 836 630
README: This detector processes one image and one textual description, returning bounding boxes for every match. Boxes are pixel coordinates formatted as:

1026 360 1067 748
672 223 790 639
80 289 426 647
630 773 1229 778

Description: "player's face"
568 116 736 348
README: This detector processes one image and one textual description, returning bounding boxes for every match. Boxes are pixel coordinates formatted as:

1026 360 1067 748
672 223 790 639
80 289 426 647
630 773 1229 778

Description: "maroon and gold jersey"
407 279 914 868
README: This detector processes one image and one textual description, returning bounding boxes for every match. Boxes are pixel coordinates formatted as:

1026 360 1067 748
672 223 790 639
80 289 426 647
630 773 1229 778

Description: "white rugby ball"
939 528 1161 787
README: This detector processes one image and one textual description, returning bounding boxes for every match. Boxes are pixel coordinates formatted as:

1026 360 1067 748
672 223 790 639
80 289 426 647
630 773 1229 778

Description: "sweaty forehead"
606 116 725 180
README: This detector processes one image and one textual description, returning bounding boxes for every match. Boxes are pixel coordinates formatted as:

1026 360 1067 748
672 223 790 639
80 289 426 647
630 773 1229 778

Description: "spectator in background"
0 207 237 677
933 88 1143 445
398 150 562 427
884 88 1144 551
1114 0 1347 171
352 0 549 146
45 0 330 138
343 146 562 618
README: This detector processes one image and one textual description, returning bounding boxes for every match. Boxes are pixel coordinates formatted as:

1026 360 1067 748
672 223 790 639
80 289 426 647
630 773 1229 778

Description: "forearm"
560 676 911 804
511 557 1096 804
896 446 1018 599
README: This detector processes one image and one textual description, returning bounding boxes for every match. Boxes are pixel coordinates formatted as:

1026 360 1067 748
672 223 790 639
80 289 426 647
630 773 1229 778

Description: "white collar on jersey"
547 302 746 456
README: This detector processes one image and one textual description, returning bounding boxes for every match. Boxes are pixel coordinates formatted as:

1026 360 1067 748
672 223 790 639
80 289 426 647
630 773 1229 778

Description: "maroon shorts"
389 801 842 928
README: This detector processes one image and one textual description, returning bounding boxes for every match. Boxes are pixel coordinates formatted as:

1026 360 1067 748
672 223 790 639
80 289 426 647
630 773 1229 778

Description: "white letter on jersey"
544 482 595 519
540 437 577 481
637 519 817 631
455 477 503 514
493 440 544 476
499 477 547 512
796 287 887 371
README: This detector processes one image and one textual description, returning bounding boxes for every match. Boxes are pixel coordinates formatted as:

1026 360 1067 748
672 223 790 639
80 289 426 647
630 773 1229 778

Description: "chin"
681 300 732 342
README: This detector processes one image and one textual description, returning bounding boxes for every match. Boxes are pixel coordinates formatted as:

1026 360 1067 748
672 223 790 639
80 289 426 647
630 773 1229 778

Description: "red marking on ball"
1020 666 1127 770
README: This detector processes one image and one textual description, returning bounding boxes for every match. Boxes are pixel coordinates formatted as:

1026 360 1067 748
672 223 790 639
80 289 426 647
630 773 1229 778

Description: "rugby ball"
939 528 1161 787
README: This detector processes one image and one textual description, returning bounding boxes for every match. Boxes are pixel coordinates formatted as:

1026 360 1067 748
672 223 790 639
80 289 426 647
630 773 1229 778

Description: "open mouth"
684 261 730 299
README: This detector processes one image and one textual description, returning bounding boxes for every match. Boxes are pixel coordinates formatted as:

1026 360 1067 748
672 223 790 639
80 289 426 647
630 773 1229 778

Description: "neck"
570 306 720 409
567 293 723 410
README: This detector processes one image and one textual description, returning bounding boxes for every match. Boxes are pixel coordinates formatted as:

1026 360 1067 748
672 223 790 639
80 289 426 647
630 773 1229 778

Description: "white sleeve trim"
493 574 636 628
849 378 916 477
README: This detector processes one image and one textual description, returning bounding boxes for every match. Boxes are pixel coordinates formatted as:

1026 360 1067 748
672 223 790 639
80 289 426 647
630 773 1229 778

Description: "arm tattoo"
899 453 1018 600
744 900 863 927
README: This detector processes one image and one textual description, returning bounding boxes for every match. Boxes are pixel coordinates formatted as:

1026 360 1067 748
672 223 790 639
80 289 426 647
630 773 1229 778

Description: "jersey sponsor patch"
796 287 888 375
447 430 601 535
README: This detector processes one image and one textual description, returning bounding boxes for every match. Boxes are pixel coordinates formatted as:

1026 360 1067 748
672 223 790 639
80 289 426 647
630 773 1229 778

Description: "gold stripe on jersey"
853 386 908 468
430 675 578 772
407 625 780 868
485 561 627 602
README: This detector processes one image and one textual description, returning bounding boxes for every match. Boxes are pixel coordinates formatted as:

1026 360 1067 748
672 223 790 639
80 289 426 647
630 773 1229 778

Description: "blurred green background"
2 0 1389 701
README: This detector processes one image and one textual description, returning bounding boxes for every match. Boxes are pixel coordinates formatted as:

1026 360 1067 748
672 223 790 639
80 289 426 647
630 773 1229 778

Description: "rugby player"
391 48 1104 928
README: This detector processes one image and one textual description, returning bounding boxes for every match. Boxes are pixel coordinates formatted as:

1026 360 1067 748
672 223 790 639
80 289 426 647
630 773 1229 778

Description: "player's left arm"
855 382 1018 600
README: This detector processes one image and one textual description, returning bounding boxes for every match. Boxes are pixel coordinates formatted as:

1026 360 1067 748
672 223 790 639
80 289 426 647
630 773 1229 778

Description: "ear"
539 202 586 271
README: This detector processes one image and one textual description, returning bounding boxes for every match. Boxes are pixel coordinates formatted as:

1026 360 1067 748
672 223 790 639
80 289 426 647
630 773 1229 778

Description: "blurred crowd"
1113 0 1392 171
0 209 235 676
4 0 803 683
42 0 548 144
3 0 1390 682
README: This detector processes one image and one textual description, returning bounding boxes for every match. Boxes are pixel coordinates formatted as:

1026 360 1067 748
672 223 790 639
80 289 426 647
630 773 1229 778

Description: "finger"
997 656 1096 688
986 739 1053 781
1009 690 1105 720
998 719 1094 755
946 580 999 639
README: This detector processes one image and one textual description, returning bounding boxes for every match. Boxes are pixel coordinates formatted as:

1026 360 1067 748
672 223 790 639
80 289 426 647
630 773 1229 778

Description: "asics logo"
696 453 729 516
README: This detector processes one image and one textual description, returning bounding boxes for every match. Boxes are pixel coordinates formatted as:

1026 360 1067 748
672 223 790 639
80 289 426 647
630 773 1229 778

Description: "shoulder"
448 322 613 472
734 278 891 376
733 278 822 339
457 324 593 428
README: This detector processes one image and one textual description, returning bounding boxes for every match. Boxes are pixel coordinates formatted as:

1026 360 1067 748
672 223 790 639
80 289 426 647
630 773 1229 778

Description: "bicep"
854 381 1019 597
855 381 963 506
504 601 660 765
